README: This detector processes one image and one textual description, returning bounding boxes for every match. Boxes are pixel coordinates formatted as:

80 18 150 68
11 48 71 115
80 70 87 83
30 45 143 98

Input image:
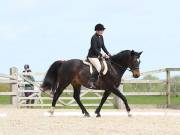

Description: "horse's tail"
41 60 64 92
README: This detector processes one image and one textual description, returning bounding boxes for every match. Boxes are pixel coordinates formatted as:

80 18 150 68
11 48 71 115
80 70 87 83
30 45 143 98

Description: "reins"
108 58 131 71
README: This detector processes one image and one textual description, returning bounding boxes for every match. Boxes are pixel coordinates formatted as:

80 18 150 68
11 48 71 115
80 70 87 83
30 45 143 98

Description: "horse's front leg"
111 87 131 117
95 90 111 117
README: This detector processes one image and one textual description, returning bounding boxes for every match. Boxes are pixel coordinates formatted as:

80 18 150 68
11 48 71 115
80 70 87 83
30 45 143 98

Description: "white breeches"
88 58 101 73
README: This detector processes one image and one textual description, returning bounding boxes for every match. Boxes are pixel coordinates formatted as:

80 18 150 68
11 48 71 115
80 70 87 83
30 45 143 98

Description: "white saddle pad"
83 60 108 75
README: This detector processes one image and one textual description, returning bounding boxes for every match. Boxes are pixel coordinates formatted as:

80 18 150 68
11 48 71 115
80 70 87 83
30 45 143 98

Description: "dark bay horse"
42 50 142 117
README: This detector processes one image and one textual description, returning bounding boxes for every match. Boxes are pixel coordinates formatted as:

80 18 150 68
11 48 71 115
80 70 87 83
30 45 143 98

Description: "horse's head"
111 50 142 78
128 50 142 78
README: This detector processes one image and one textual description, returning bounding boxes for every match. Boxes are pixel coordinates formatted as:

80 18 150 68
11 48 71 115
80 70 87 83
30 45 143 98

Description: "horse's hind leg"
49 84 68 115
95 90 111 117
72 84 90 117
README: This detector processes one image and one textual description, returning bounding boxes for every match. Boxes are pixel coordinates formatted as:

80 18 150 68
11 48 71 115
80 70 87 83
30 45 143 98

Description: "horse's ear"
131 50 135 56
138 51 143 56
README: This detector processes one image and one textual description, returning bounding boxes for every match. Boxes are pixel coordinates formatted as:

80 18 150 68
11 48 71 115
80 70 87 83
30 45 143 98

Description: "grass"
127 95 180 105
127 96 166 104
1 94 180 107
0 96 11 104
0 84 11 104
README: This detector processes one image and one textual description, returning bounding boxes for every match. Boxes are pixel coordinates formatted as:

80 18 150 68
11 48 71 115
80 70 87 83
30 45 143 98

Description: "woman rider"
87 24 111 89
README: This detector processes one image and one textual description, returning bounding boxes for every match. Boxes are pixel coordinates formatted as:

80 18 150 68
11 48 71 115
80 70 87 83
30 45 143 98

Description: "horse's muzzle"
132 69 140 78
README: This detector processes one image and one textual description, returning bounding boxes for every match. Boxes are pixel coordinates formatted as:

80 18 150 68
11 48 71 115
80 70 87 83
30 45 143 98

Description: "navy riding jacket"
87 34 110 58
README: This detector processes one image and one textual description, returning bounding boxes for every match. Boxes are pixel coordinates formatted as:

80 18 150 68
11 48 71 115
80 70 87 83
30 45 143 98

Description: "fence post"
166 69 171 108
10 67 18 107
114 84 124 109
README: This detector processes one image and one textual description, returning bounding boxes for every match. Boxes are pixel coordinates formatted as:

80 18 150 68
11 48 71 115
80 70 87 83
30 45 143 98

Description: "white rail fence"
0 67 180 109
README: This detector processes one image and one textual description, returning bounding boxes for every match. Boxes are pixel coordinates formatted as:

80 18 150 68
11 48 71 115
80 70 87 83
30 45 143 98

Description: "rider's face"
96 30 104 36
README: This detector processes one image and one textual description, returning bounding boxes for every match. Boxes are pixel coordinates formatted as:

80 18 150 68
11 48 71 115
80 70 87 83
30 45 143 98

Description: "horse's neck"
116 67 127 79
111 62 127 81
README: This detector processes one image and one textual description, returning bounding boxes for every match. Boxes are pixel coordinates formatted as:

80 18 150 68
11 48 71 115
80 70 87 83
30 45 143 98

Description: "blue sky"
0 0 180 74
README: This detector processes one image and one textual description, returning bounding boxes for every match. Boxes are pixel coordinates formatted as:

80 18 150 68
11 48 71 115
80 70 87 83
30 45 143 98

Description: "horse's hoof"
49 114 54 117
48 111 54 116
128 112 132 117
48 112 54 117
96 114 101 118
84 113 90 117
48 107 55 116
48 108 54 116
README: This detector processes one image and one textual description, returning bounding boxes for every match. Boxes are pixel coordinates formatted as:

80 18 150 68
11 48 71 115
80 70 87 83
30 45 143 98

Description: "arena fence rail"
0 67 180 109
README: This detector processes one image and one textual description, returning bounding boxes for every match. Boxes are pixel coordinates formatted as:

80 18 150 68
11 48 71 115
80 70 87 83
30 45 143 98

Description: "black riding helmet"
95 24 106 31
24 64 30 70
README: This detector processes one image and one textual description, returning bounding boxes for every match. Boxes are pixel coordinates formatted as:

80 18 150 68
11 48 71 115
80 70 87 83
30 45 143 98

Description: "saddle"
83 57 110 75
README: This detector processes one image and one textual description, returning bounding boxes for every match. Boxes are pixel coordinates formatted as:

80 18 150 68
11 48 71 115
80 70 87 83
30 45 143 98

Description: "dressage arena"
1 108 180 135
1 68 180 135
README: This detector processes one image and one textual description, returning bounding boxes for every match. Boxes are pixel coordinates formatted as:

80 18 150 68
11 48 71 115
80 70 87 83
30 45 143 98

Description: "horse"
41 50 142 117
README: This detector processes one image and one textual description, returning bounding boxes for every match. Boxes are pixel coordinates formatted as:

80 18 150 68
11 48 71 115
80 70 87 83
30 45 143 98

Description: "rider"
87 24 111 88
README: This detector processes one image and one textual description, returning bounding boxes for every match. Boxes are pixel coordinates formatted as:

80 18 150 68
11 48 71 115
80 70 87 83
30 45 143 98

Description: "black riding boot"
88 71 99 89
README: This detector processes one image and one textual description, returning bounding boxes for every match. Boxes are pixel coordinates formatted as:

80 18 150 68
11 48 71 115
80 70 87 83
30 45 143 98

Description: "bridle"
130 58 141 71
109 58 140 72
